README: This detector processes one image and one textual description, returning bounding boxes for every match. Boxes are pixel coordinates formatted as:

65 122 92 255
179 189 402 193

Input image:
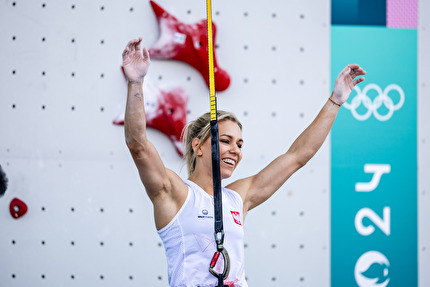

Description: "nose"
230 144 241 155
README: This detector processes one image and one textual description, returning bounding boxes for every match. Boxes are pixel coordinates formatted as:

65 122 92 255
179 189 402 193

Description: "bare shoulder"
165 168 188 201
151 168 189 230
225 176 254 201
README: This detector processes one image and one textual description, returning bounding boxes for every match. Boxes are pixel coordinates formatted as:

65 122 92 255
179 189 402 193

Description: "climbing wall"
418 1 430 286
0 0 428 286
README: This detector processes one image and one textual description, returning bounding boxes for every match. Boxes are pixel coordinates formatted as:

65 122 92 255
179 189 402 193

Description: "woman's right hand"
122 37 150 83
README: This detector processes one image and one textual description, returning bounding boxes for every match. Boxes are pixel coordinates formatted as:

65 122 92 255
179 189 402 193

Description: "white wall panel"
418 0 430 286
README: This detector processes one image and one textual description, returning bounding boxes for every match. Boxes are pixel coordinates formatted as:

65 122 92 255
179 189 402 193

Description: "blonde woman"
122 37 365 287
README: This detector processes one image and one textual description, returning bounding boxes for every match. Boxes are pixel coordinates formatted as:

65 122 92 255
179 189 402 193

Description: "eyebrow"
220 134 244 143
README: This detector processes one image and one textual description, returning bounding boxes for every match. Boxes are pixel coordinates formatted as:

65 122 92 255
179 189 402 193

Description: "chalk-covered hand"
332 64 366 105
122 37 150 83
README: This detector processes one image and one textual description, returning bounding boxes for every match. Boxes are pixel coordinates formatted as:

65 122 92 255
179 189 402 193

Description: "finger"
342 64 360 76
339 66 350 78
351 69 366 79
132 37 141 52
127 39 136 51
347 64 363 76
130 39 137 53
356 69 366 75
125 39 133 49
142 47 150 61
353 77 365 86
135 38 143 54
348 64 360 70
122 46 130 59
123 40 133 56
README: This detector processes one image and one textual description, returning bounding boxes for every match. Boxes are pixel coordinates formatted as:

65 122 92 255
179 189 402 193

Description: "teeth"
223 158 235 165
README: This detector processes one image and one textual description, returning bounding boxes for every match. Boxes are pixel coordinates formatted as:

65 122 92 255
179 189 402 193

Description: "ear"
192 138 202 157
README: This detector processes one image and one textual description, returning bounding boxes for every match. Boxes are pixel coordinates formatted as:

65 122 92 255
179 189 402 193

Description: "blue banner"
331 26 417 287
331 0 386 26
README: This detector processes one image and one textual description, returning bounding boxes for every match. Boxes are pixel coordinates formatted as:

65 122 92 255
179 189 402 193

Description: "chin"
221 170 235 180
222 175 232 180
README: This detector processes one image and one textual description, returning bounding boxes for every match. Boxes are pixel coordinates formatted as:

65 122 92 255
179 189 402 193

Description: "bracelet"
329 97 341 107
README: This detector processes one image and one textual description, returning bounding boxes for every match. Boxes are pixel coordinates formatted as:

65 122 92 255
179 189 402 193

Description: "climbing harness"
206 0 231 286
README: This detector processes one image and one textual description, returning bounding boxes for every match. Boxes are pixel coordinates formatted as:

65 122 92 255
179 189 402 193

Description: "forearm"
287 96 340 166
124 80 147 151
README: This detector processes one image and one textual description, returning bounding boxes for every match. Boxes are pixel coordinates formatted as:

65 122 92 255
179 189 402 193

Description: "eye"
220 139 229 144
237 143 243 149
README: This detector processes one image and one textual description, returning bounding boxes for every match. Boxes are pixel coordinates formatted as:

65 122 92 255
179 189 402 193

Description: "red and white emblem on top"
230 211 242 226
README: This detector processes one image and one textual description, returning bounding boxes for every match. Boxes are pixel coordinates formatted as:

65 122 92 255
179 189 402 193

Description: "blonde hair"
183 111 242 177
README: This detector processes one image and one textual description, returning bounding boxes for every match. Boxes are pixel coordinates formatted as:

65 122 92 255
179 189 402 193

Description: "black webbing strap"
206 0 230 286
211 121 225 287
211 121 222 236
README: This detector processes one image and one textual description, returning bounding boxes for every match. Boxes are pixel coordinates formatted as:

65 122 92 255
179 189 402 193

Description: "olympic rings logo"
343 84 405 121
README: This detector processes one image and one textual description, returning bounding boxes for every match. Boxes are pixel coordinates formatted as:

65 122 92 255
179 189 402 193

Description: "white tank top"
157 180 248 287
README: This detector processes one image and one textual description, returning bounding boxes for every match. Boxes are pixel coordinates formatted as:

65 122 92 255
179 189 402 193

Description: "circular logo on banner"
344 84 404 121
354 251 390 287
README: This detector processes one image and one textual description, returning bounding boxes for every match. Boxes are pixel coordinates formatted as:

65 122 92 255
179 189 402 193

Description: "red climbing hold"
10 198 28 219
148 0 231 92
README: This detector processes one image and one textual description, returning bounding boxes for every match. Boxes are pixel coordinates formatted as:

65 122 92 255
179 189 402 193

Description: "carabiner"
209 248 230 280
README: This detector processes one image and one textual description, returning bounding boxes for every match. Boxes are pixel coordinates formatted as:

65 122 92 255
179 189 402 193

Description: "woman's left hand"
332 64 366 105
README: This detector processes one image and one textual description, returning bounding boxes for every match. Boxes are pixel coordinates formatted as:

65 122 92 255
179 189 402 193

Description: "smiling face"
194 120 243 180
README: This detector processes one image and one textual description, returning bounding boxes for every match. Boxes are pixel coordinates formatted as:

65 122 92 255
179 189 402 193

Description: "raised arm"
229 64 366 213
122 38 187 229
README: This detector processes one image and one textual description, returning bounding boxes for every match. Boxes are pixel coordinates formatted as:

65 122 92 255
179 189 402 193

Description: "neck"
188 171 216 196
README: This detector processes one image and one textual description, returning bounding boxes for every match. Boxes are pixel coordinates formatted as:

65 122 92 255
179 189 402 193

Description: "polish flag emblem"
230 211 242 226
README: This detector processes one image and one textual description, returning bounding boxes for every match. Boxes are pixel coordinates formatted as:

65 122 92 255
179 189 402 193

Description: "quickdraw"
206 0 231 286
209 230 230 280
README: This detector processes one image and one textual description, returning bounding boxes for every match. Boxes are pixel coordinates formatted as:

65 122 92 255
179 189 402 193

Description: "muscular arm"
123 38 187 229
229 64 366 214
124 80 170 200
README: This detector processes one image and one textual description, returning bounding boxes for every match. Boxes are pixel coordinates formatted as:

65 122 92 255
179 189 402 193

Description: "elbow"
125 133 148 158
292 149 317 170
294 158 308 171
